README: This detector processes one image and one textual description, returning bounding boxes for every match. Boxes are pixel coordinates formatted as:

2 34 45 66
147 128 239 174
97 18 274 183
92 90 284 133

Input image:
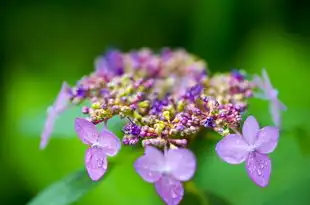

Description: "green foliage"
26 169 100 205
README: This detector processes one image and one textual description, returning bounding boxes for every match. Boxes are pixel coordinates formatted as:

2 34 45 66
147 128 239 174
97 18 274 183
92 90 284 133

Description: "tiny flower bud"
91 102 101 109
138 101 150 108
163 111 170 121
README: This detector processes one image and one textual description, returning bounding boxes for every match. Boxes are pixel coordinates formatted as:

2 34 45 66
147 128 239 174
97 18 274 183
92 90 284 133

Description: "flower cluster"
41 48 285 205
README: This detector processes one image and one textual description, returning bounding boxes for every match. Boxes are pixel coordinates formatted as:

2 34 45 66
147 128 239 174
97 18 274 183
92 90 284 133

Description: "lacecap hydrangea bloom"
41 48 286 205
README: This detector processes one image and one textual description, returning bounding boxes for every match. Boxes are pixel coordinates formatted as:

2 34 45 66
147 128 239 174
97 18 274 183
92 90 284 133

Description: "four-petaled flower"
134 146 196 205
215 115 279 187
40 82 70 149
253 69 287 127
75 118 121 180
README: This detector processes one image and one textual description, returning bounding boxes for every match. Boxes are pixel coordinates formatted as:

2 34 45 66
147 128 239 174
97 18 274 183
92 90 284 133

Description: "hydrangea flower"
253 69 287 127
134 146 196 205
215 115 279 187
40 82 70 149
41 48 285 204
74 118 121 180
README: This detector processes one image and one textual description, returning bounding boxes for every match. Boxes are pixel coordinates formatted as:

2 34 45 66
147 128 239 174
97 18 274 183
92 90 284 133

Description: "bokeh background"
2 0 310 204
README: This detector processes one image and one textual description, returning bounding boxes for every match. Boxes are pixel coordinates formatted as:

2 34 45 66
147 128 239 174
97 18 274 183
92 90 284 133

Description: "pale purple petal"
246 152 271 187
40 82 70 149
253 92 268 100
270 101 281 127
85 147 107 181
215 134 250 164
74 118 99 145
134 146 164 183
155 175 184 205
242 115 260 145
165 148 196 181
40 112 57 149
278 100 287 111
255 126 279 154
253 75 264 90
97 128 121 156
95 57 109 75
53 82 70 113
262 69 273 91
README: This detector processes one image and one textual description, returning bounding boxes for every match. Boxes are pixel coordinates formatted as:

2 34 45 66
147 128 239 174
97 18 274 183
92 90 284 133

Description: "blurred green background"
2 0 310 204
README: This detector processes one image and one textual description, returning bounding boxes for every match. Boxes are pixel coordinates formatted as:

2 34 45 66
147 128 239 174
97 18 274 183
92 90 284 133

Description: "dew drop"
257 170 262 176
97 159 103 168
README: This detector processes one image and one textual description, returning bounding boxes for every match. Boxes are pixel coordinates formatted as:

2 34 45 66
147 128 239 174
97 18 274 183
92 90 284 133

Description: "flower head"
134 146 196 205
40 82 70 149
74 118 121 180
253 69 287 127
215 115 279 187
41 48 284 204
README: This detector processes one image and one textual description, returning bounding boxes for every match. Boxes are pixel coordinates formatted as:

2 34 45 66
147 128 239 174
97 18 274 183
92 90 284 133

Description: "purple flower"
40 82 70 149
231 69 244 81
95 50 124 76
203 117 216 128
123 123 141 136
184 84 203 101
74 118 121 181
134 146 196 205
253 69 287 127
215 115 279 187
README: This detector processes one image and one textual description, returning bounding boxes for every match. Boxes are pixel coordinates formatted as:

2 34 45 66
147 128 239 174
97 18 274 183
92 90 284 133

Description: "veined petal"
242 115 260 145
85 147 108 181
165 148 196 181
270 101 281 127
262 69 273 91
40 82 70 149
97 128 121 156
253 75 264 91
95 56 109 75
246 152 271 187
253 92 268 100
278 99 287 111
215 134 250 164
155 175 184 205
40 112 57 149
74 118 99 145
53 82 70 113
256 126 279 154
134 146 164 183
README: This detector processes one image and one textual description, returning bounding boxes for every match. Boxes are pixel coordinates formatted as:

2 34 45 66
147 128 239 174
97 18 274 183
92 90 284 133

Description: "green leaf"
204 191 232 205
26 169 100 205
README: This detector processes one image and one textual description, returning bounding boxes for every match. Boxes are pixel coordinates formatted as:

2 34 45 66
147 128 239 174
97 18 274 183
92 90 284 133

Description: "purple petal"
215 134 250 164
242 115 260 145
165 148 196 181
40 112 57 149
253 75 265 91
155 175 184 205
255 126 279 154
278 100 287 111
270 101 281 127
85 146 107 181
253 92 268 100
40 82 70 149
53 82 70 113
74 118 99 145
246 152 271 187
95 57 109 75
97 128 121 156
262 69 273 91
134 146 164 183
